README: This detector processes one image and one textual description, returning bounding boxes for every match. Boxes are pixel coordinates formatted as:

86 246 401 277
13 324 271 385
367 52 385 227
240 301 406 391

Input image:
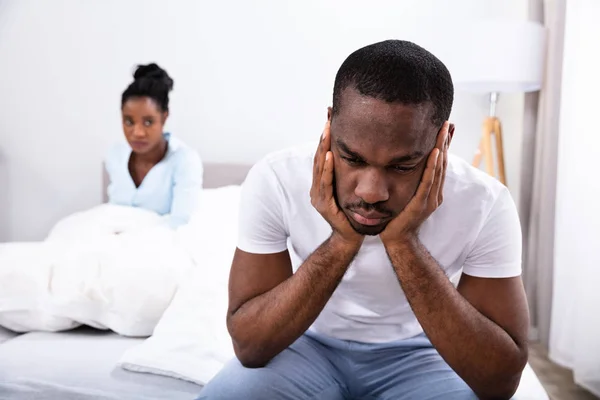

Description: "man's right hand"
310 121 364 248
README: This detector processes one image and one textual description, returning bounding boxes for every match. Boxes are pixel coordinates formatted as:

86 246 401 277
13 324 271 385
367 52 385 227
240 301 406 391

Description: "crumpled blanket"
0 204 195 336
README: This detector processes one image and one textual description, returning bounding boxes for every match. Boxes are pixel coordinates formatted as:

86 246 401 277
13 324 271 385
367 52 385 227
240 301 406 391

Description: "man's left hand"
379 121 450 247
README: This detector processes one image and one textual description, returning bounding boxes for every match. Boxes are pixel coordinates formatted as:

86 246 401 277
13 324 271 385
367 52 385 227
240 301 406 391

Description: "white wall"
0 0 526 241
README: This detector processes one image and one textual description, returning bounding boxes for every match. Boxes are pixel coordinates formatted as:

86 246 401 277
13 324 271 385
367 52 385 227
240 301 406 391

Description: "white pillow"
120 185 240 384
176 185 241 264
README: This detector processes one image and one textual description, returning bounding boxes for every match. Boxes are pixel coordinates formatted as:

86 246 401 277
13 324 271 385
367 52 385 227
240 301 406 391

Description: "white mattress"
0 328 202 400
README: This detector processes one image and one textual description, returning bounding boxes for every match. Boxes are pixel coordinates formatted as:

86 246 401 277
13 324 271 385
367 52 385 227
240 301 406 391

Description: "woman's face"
121 97 168 155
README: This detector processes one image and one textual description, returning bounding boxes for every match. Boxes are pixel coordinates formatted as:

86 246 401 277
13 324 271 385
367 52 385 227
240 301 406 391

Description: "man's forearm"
229 234 360 367
386 238 526 398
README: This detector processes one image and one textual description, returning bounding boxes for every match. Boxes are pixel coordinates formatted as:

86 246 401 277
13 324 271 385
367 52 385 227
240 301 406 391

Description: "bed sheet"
0 327 201 400
0 326 19 344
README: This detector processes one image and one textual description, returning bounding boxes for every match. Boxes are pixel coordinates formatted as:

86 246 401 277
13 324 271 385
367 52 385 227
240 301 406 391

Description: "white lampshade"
439 20 546 93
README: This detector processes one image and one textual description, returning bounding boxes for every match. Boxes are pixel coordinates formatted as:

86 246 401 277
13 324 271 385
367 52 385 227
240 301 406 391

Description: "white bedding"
0 326 18 344
119 254 235 385
0 328 201 400
0 204 196 336
119 186 239 384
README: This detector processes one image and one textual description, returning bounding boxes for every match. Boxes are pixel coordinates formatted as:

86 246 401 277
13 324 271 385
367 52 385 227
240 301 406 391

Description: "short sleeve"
237 159 288 254
462 187 522 278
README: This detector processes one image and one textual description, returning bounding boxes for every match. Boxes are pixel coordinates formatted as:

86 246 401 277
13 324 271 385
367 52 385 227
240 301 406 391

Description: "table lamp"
443 20 546 184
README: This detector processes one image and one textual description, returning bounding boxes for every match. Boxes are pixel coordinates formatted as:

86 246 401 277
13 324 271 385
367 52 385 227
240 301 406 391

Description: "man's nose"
354 168 390 205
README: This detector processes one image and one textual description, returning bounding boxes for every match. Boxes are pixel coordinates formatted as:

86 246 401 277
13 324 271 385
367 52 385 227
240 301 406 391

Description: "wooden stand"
472 116 507 185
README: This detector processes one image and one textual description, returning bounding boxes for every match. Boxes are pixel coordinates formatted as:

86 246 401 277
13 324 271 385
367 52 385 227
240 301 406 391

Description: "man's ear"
448 123 455 145
162 111 170 124
327 107 333 122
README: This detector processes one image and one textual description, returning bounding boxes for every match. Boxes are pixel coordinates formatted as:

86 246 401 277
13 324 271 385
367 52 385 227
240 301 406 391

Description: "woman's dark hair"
121 63 174 112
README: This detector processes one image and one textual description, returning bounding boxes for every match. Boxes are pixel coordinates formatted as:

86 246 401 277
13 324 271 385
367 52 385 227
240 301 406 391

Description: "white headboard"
102 162 252 202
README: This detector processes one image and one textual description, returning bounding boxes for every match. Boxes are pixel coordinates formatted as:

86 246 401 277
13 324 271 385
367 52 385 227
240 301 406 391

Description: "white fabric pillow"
120 185 240 384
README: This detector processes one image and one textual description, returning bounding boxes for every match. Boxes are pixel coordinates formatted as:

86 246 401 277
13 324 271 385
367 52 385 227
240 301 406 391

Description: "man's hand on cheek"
379 121 450 247
311 120 364 249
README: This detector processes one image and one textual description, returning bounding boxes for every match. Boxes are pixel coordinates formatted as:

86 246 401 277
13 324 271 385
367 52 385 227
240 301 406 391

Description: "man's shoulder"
262 142 315 166
251 143 315 184
444 154 511 209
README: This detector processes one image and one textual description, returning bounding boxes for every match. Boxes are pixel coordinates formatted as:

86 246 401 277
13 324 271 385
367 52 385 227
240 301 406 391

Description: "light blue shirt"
105 133 203 228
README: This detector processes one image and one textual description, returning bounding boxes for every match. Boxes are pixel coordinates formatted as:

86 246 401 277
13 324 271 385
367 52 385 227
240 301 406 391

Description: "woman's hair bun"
133 63 174 91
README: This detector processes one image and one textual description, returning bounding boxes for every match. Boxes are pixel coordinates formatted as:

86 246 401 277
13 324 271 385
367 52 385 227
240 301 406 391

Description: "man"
199 40 529 400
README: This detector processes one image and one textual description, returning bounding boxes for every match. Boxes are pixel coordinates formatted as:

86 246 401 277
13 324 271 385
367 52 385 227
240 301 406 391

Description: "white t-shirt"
237 143 522 343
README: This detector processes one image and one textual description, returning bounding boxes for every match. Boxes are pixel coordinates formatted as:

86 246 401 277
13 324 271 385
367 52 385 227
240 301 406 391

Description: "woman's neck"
134 138 168 165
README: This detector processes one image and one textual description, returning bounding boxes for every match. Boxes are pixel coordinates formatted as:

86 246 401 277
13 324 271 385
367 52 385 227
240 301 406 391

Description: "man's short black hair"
332 40 454 126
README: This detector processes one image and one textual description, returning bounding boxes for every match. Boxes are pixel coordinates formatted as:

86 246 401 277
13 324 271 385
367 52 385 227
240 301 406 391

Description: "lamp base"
472 116 507 185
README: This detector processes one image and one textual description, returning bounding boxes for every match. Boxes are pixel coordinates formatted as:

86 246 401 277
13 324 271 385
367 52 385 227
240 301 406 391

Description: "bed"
0 163 249 400
0 162 549 400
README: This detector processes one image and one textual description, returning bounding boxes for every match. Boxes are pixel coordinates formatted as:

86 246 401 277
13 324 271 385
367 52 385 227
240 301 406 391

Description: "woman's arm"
168 150 203 228
103 143 128 205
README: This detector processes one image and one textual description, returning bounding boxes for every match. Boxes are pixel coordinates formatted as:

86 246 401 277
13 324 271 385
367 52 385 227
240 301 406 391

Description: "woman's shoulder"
104 141 130 170
166 135 202 169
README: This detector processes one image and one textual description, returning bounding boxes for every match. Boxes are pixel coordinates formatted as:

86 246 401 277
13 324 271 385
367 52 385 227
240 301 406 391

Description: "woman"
105 63 203 228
